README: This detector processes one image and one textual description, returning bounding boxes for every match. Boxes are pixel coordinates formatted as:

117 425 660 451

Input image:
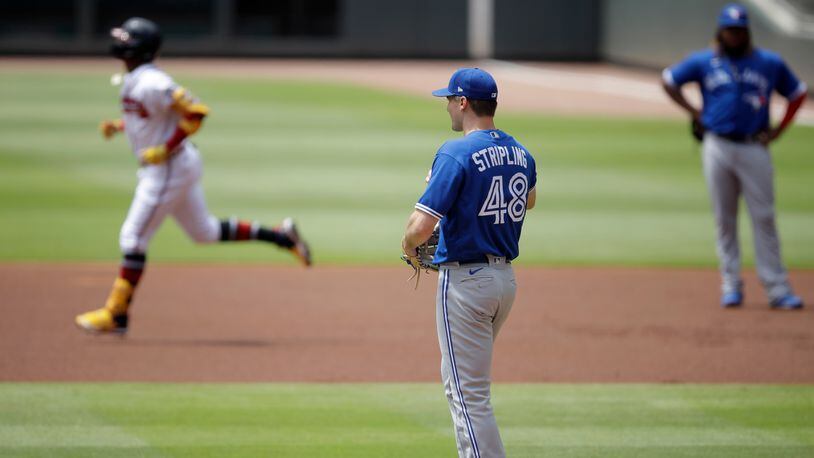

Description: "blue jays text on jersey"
663 48 807 136
416 129 537 264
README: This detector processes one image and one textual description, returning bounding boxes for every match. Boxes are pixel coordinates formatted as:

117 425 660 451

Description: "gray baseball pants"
436 256 516 458
702 133 793 300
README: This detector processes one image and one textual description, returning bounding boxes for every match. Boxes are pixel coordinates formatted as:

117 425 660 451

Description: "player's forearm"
662 82 700 119
141 122 196 165
527 187 537 210
166 87 210 152
774 93 806 137
161 115 207 157
163 119 200 152
402 210 437 253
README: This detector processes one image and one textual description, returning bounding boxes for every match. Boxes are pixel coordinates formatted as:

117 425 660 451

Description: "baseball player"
662 3 807 310
402 68 537 458
75 17 312 334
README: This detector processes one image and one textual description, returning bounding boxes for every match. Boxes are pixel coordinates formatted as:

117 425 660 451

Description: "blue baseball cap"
718 3 749 28
432 68 498 101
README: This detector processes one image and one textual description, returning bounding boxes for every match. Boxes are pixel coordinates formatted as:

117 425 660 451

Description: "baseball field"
1 59 813 456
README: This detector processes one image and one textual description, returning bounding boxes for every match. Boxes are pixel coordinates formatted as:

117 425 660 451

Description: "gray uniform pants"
702 133 793 299
436 257 516 458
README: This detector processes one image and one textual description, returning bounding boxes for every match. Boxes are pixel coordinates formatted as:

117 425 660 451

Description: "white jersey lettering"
471 145 530 172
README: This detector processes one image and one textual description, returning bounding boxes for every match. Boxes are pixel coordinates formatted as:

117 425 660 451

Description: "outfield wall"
0 0 598 59
1 0 810 80
494 0 600 60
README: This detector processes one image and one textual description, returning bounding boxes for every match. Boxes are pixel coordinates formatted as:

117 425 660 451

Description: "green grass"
1 70 813 266
0 383 811 457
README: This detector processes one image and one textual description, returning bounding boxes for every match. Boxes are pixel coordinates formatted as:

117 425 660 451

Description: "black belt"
456 256 511 266
458 256 489 265
716 132 760 143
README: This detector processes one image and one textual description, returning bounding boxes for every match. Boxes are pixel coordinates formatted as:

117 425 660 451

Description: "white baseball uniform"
117 64 220 254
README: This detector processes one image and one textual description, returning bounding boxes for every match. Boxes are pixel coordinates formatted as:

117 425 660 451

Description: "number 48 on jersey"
479 172 529 224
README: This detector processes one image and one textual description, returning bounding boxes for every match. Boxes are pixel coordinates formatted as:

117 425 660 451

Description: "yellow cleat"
75 277 133 334
281 217 312 267
75 307 128 334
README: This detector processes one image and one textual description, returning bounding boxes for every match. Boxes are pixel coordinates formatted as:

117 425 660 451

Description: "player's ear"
459 96 468 111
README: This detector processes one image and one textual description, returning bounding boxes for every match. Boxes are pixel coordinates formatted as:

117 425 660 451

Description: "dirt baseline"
1 264 812 383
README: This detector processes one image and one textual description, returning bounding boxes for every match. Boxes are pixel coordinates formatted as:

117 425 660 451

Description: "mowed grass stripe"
0 72 812 266
0 384 812 457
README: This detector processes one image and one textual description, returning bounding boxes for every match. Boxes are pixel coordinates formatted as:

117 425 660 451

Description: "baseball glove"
401 225 440 289
691 118 706 142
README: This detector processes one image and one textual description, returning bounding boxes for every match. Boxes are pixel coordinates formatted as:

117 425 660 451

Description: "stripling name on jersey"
471 145 529 172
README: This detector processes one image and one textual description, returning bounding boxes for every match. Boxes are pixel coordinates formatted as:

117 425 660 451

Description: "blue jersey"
416 130 537 264
664 48 806 136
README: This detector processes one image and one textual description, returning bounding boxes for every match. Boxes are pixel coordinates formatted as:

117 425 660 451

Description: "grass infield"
0 383 812 457
0 71 812 267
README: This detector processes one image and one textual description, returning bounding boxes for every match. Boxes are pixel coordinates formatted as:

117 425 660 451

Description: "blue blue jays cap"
432 68 498 101
718 3 749 28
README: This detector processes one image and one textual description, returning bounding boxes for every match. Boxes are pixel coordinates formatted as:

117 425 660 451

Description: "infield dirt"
2 264 812 383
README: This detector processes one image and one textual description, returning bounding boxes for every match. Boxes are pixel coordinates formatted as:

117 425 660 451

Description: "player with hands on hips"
402 68 537 458
662 3 807 309
75 17 312 335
